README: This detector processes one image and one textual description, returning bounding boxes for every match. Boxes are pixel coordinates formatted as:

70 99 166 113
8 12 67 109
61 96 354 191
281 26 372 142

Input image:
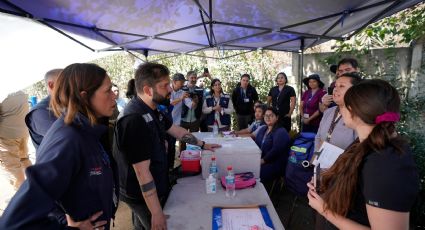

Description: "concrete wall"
292 39 425 99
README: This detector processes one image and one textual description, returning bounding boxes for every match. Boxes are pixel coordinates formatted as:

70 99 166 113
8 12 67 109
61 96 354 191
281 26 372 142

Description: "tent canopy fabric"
0 0 421 59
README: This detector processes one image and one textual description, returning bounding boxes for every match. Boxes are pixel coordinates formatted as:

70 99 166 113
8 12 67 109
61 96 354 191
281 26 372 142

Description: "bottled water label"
226 176 235 185
209 165 218 174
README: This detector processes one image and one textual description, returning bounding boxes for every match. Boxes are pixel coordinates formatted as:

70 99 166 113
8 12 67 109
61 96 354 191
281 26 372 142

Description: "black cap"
330 64 337 74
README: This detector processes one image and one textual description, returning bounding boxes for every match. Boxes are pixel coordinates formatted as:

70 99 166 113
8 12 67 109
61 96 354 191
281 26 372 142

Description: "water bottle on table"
209 156 218 179
225 165 236 198
206 173 217 194
212 119 219 136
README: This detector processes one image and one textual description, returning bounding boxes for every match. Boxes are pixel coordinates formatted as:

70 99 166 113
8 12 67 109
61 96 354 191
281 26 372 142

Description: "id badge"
244 98 249 103
303 113 310 119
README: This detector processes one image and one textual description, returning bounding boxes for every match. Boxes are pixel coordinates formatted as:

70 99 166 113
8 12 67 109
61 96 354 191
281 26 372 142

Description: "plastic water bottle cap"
227 165 232 170
211 156 216 160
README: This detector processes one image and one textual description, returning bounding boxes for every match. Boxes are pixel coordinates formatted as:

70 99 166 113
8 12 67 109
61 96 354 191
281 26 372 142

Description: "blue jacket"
0 113 118 230
204 93 231 126
25 95 57 150
255 126 290 182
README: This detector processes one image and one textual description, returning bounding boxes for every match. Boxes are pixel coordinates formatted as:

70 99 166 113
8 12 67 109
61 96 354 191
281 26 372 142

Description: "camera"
182 86 203 98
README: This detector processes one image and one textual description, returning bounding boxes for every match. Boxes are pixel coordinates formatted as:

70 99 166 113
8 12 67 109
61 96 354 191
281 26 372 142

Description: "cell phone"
204 67 209 74
313 164 321 191
327 86 334 95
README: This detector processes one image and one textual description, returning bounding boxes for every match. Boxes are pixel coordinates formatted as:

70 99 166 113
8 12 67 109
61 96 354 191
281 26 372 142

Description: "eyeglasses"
213 84 221 86
264 114 275 119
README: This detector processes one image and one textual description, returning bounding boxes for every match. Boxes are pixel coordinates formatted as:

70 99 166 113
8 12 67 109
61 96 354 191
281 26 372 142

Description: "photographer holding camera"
180 71 204 132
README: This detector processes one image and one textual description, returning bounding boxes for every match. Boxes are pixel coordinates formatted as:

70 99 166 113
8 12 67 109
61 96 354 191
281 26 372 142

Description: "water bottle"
206 173 217 194
225 165 236 198
209 156 218 179
212 120 219 136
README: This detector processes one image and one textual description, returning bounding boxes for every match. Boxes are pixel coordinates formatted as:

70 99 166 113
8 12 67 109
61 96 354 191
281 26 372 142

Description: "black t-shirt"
116 104 172 164
268 85 296 116
347 144 419 226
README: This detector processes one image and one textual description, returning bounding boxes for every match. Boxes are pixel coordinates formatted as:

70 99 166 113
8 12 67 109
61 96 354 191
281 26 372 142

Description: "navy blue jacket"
204 93 231 126
25 96 57 150
0 113 118 230
255 126 290 182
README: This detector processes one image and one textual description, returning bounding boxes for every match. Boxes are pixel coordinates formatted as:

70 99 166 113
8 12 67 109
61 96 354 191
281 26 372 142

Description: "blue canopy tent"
0 0 421 59
0 0 420 130
0 0 421 101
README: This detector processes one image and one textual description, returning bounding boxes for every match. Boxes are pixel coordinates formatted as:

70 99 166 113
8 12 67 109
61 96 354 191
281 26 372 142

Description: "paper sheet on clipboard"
221 208 273 230
312 142 344 169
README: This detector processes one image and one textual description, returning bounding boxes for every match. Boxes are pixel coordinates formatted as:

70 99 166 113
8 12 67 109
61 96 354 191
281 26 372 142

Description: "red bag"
220 172 256 189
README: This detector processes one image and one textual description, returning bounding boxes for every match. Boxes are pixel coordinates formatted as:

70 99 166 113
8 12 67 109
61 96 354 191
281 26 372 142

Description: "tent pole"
298 38 305 132
209 0 213 46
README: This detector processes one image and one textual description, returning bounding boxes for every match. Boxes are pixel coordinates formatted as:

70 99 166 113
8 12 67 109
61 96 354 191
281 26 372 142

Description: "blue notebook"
212 205 274 229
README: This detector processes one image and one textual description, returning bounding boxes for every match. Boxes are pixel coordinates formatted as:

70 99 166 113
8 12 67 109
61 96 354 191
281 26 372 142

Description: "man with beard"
113 63 220 230
180 71 204 132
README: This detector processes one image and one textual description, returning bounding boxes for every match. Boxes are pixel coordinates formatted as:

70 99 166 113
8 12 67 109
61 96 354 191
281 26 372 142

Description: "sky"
0 13 112 101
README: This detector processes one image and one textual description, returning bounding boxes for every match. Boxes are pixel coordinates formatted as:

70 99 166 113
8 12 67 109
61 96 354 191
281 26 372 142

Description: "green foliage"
91 52 136 97
397 97 425 228
23 80 47 100
332 2 424 54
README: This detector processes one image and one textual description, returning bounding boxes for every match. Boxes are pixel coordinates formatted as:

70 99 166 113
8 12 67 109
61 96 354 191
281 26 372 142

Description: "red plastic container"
180 150 201 173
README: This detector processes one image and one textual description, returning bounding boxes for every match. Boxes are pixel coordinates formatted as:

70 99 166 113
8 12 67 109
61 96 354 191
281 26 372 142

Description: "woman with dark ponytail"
307 79 419 229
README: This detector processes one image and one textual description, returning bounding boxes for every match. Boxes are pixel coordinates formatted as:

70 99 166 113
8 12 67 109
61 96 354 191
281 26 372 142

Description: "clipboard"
212 205 274 230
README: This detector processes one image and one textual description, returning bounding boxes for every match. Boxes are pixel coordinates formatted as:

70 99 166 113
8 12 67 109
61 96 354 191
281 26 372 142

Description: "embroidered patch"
142 113 153 123
367 200 379 207
89 167 103 176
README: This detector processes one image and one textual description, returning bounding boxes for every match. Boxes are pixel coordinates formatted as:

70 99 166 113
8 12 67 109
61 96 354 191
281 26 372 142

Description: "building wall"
292 40 425 99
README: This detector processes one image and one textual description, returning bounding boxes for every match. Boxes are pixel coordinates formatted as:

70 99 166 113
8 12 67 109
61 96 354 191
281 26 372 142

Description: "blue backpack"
285 132 316 196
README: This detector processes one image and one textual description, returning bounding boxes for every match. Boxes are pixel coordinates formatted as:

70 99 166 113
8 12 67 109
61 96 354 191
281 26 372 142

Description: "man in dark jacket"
231 74 259 130
25 68 62 150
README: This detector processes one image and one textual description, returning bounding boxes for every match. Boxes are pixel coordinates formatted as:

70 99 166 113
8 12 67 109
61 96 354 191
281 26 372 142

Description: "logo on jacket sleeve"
89 167 103 176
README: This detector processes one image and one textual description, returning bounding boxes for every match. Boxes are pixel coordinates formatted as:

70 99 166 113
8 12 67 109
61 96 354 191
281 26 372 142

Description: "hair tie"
375 112 400 124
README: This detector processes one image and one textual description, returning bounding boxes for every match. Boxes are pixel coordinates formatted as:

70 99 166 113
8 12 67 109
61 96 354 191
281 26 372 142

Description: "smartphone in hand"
327 87 334 95
204 67 209 74
313 164 321 191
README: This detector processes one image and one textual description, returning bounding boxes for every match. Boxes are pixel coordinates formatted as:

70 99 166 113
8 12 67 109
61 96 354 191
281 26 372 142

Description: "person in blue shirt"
234 103 266 138
255 107 291 186
0 63 119 230
25 68 62 150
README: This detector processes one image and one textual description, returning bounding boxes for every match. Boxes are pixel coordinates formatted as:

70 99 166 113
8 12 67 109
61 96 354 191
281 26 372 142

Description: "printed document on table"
314 142 344 169
221 208 273 230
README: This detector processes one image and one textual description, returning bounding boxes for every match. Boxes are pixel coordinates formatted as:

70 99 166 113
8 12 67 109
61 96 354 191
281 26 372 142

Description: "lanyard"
213 96 220 106
305 90 319 110
326 107 342 142
241 88 247 99
261 129 270 149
